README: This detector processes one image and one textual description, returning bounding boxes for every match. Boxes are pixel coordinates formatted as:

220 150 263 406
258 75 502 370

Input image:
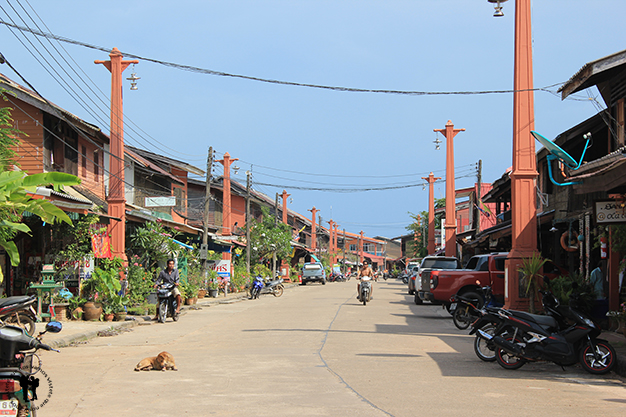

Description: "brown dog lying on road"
134 351 178 371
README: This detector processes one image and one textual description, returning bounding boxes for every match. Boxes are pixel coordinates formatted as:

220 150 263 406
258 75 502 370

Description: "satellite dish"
531 130 592 186
531 131 578 169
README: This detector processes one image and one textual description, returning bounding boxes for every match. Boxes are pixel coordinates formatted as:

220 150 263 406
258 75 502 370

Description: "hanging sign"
595 200 626 224
145 196 176 207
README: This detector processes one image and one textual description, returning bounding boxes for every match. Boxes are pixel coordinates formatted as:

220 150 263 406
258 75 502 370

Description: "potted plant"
51 293 69 321
68 296 86 320
208 279 219 298
607 302 626 337
518 252 548 314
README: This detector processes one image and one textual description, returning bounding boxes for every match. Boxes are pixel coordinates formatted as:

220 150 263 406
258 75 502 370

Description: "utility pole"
202 146 213 278
343 228 346 274
476 159 482 234
246 170 251 275
422 172 441 255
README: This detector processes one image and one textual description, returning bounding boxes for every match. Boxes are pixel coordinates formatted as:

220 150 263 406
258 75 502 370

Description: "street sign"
594 200 626 224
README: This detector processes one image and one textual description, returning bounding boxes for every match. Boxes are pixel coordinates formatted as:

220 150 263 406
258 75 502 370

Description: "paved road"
37 279 626 416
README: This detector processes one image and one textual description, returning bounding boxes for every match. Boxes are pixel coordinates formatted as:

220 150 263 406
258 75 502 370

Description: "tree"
406 211 428 258
0 170 80 282
247 206 292 268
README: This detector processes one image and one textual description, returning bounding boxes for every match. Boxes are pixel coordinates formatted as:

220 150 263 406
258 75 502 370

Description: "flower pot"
115 312 127 321
185 297 197 305
53 304 69 321
208 289 218 298
103 313 115 322
198 290 207 299
83 302 103 321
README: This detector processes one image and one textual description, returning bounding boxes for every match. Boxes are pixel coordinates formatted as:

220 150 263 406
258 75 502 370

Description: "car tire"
414 293 423 305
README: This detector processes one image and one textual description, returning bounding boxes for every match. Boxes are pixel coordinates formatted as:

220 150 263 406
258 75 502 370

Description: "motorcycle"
477 290 617 374
0 321 62 416
329 272 345 282
450 286 500 330
156 283 179 323
470 289 570 362
258 276 284 298
0 295 38 336
359 280 372 306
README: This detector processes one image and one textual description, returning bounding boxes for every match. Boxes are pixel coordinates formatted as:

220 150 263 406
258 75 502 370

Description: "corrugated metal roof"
559 49 626 99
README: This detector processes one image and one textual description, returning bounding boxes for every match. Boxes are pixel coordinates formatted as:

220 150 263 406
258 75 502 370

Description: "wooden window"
81 146 87 177
93 151 99 181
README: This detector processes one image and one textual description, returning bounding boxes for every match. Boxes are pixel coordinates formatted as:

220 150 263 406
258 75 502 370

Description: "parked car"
414 256 463 304
419 253 566 310
301 262 326 285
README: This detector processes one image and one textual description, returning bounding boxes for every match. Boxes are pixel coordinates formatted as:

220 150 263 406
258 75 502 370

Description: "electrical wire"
0 19 566 97
4 1 207 161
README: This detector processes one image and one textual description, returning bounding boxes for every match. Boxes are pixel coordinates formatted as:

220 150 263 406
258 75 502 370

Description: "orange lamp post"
434 120 465 258
309 207 319 251
359 231 364 264
280 190 290 224
95 48 138 261
333 222 339 264
279 190 291 281
422 172 442 255
217 153 238 262
328 220 335 264
493 0 539 310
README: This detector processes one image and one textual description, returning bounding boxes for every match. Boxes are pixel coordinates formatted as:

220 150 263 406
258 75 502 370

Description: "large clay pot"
198 290 207 299
185 297 197 305
115 312 127 321
53 304 69 321
103 313 115 322
83 302 102 321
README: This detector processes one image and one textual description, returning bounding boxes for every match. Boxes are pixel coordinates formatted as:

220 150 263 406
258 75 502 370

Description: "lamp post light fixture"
488 0 508 17
126 64 140 90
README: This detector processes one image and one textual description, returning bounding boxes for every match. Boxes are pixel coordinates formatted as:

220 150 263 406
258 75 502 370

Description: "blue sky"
1 0 625 239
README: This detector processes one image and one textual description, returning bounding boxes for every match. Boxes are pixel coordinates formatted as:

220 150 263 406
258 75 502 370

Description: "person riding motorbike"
357 261 374 301
154 259 182 319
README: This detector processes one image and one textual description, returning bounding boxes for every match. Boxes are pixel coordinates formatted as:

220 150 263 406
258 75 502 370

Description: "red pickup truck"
419 253 565 308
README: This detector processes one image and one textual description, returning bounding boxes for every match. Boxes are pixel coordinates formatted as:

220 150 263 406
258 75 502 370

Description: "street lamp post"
434 120 465 258
217 152 238 264
489 0 538 309
308 207 319 252
95 48 138 262
423 173 442 255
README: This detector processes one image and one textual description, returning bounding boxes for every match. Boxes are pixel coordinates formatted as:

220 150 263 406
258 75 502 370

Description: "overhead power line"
0 19 564 97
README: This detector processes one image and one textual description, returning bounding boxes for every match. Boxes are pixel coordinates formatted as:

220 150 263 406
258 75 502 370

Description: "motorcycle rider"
154 259 182 318
357 260 374 301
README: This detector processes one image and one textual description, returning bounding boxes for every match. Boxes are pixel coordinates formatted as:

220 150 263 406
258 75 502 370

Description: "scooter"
470 288 570 362
156 283 179 323
0 321 62 416
0 295 38 336
477 290 616 374
250 276 285 299
359 280 372 306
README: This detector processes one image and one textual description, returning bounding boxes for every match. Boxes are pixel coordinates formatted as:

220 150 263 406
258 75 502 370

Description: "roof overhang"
559 49 626 99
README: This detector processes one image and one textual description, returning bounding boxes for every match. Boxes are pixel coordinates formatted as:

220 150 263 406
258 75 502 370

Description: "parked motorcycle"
0 295 38 336
450 286 500 330
470 288 570 362
359 280 372 306
477 290 616 374
156 283 179 323
0 321 62 416
329 272 345 282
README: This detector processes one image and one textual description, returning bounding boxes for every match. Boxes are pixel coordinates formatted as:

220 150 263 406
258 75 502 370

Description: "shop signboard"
594 200 626 224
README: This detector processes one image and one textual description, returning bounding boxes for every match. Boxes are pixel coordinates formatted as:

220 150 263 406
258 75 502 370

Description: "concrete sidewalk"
36 283 298 349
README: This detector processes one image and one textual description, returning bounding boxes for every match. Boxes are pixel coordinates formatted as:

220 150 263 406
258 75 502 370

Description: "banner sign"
144 196 176 207
209 260 231 279
594 200 626 224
